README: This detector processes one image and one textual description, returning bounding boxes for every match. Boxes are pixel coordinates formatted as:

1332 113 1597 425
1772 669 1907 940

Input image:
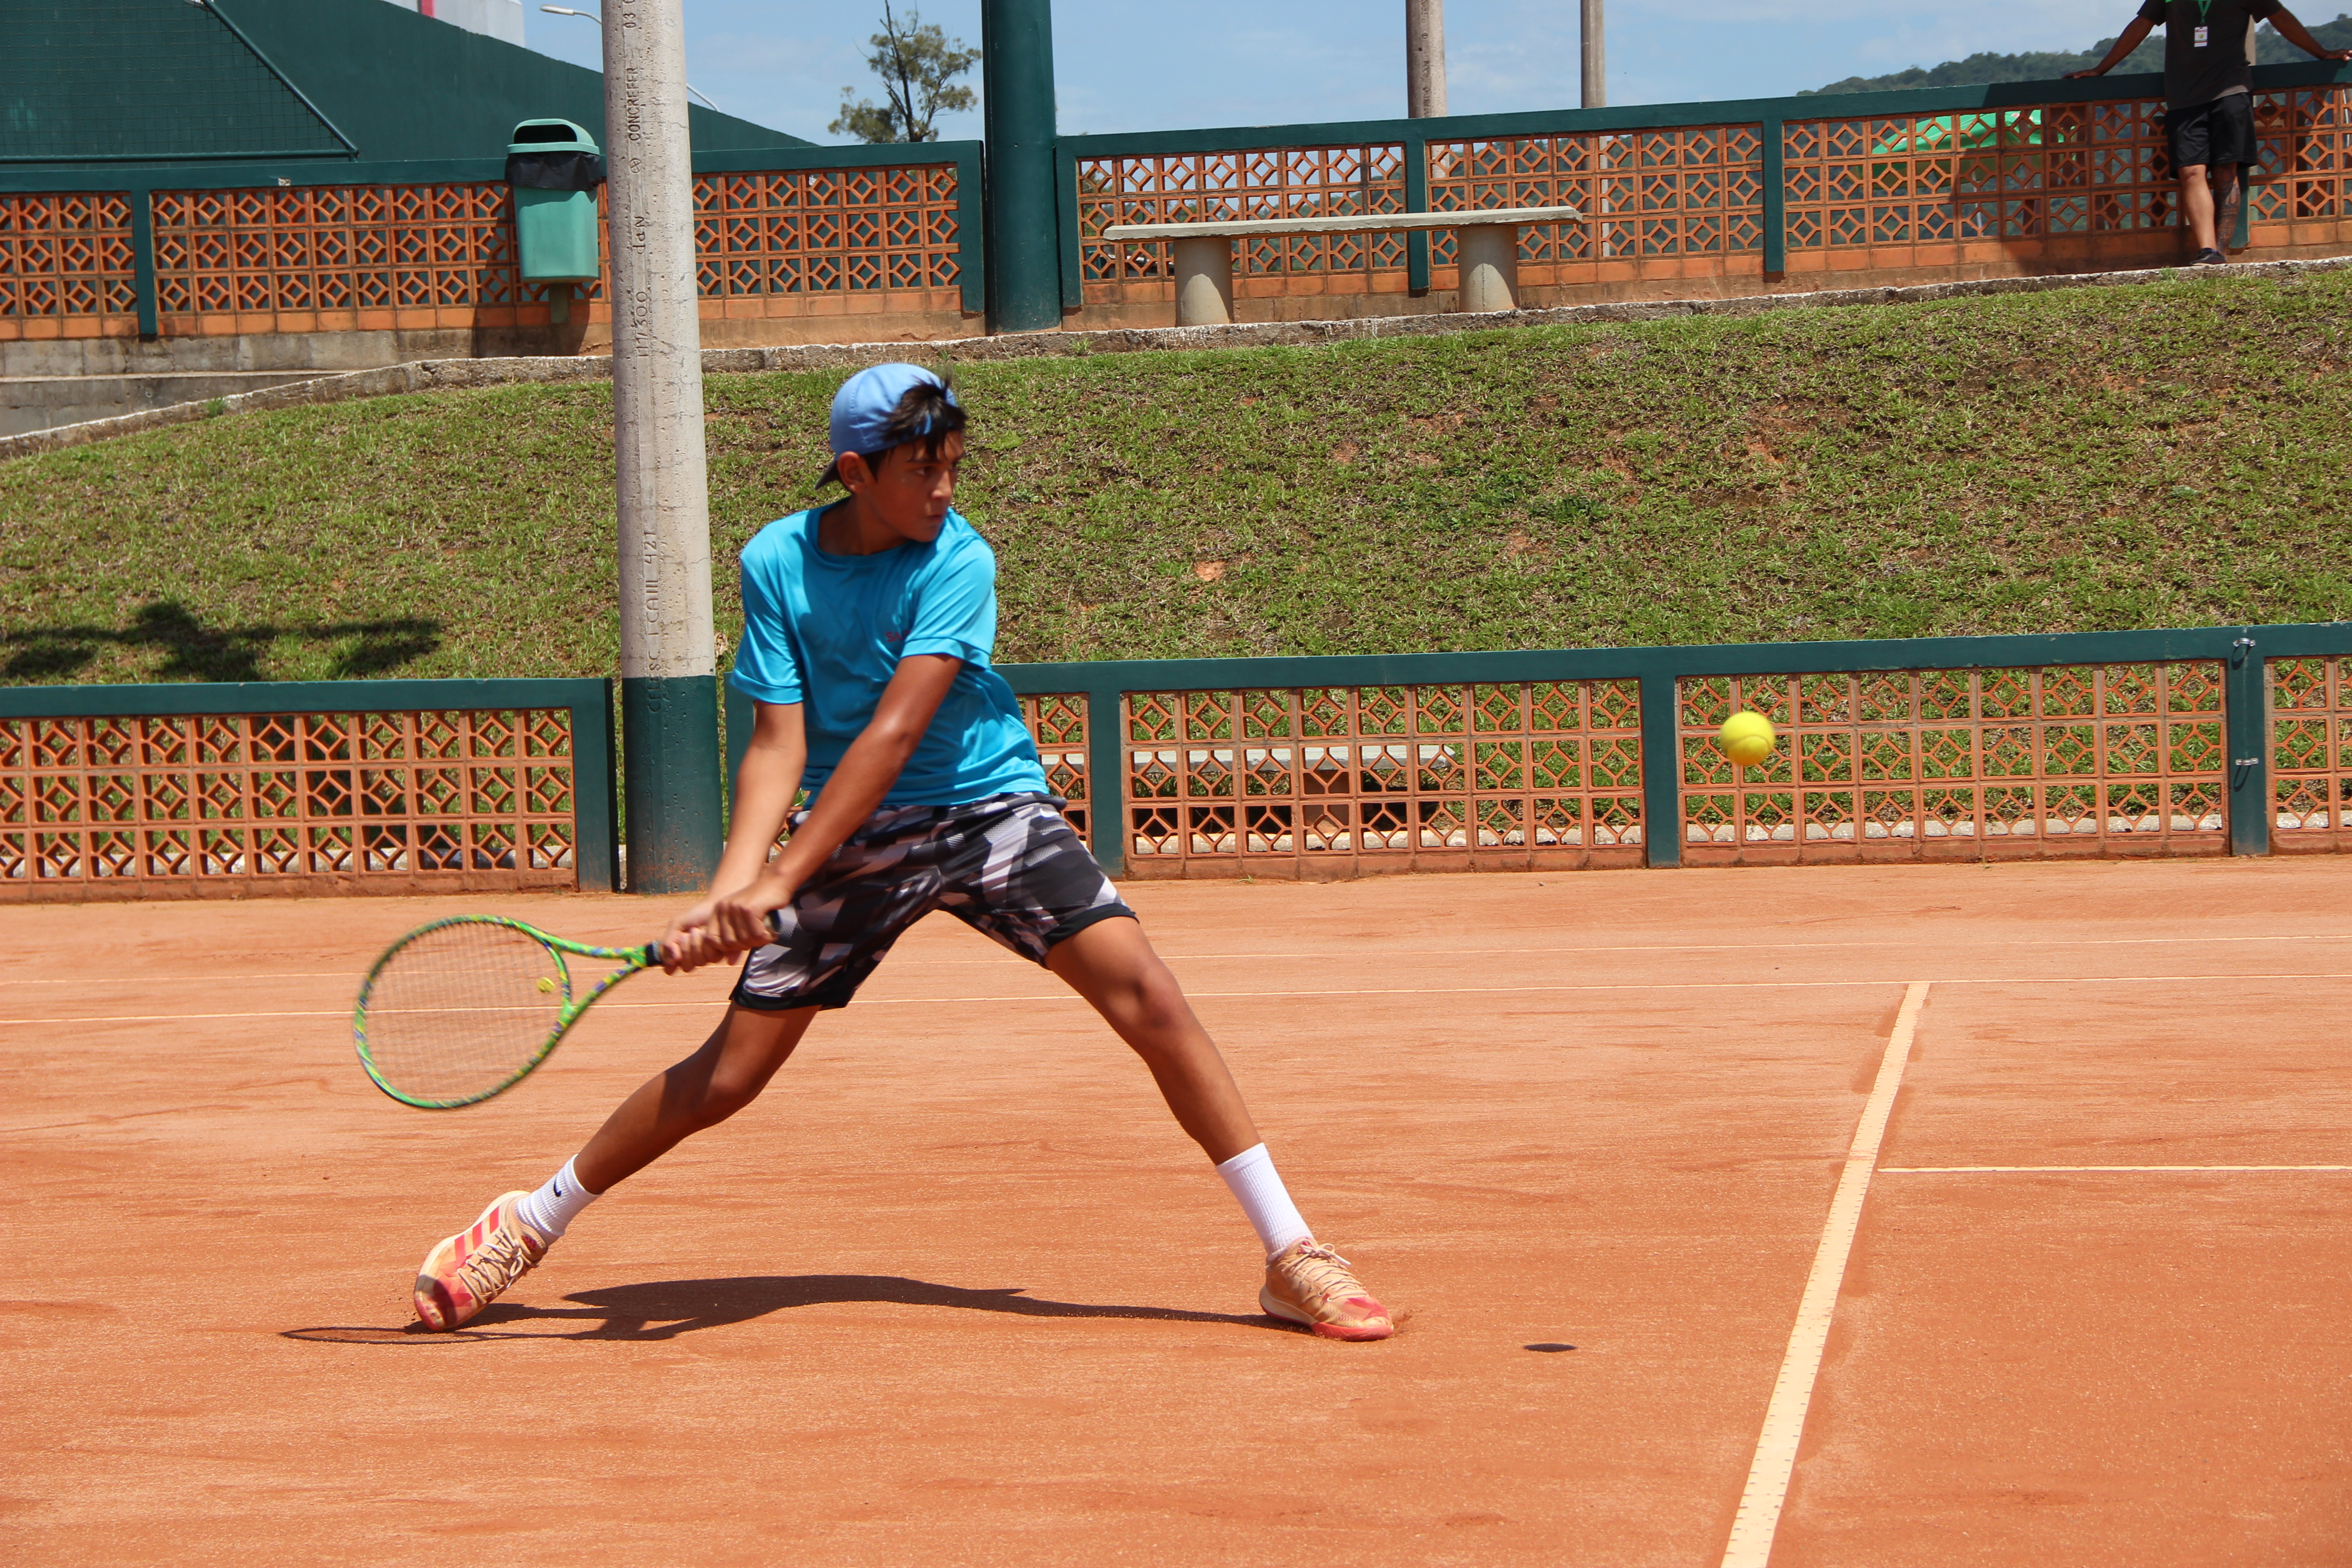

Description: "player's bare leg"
1046 916 1394 1340
1045 916 1258 1163
572 1004 818 1193
2179 161 2220 256
412 1005 813 1330
2213 163 2243 253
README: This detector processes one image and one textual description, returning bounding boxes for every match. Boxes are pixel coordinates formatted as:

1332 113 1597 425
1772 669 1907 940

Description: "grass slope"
5 267 2352 687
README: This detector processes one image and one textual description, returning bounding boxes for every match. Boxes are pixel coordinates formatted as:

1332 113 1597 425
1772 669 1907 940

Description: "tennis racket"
353 915 663 1109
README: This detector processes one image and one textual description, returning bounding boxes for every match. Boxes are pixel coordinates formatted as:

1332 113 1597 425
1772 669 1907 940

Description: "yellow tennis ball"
1718 710 1776 767
537 977 556 993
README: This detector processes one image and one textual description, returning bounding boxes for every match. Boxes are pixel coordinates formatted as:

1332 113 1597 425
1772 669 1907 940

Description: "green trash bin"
506 118 604 322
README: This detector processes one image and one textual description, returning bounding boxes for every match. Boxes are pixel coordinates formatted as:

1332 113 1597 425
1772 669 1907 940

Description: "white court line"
1157 931 2352 960
5 970 2351 1029
1882 1164 2352 1173
0 1003 717 1026
8 929 2352 991
0 971 356 988
1720 980 1929 1568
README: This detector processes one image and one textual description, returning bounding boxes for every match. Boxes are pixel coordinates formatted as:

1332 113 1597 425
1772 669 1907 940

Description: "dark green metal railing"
15 59 2352 348
1058 59 2352 312
0 142 985 338
0 678 617 898
9 621 2351 900
717 622 2351 880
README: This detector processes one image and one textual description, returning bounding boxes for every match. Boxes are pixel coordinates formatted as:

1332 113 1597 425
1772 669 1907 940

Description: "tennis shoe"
2193 248 2228 265
1261 1239 1394 1341
413 1190 553 1331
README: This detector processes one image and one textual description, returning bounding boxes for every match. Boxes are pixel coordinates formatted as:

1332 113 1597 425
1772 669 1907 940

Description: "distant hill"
1803 15 2352 95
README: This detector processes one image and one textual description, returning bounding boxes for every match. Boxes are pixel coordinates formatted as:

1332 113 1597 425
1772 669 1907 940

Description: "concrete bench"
1098 205 1585 325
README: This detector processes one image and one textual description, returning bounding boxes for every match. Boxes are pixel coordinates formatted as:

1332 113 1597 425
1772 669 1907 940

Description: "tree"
828 3 979 145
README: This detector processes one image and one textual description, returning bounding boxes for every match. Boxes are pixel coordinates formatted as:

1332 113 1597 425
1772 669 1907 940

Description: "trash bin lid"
508 118 599 156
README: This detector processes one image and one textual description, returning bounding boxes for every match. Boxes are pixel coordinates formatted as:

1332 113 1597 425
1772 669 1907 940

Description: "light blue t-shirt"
726 505 1048 808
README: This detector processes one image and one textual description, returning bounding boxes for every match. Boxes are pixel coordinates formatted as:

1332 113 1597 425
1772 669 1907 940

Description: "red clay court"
1 858 2346 1565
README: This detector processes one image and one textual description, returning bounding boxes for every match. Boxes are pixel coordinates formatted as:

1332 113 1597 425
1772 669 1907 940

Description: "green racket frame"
353 914 661 1110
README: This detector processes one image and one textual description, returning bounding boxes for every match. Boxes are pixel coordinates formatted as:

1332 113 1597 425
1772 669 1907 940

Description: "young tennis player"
412 363 1394 1341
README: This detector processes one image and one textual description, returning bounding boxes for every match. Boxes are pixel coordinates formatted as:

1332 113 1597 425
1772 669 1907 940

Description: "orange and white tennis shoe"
1262 1239 1394 1341
413 1190 554 1331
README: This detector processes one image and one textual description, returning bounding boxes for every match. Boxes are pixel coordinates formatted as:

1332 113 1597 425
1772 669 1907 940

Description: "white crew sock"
1215 1143 1313 1259
516 1156 601 1240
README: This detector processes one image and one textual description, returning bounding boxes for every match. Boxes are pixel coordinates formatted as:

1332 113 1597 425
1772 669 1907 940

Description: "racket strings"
360 923 569 1105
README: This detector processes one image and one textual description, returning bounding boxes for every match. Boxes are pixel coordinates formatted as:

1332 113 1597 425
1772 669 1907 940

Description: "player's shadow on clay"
283 1274 1290 1345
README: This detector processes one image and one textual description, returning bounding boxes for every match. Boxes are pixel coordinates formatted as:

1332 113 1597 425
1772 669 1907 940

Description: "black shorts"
2166 93 2258 174
731 792 1134 1012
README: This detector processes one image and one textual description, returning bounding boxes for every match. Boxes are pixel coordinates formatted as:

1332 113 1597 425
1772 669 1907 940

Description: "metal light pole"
1581 0 1605 108
603 0 721 892
1406 0 1447 118
541 7 723 111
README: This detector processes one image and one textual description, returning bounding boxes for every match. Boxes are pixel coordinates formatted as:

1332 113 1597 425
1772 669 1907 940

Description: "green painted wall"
0 0 805 167
220 0 805 158
2 0 346 162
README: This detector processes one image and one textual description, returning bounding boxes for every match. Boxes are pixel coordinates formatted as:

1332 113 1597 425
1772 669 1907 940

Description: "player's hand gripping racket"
353 916 663 1108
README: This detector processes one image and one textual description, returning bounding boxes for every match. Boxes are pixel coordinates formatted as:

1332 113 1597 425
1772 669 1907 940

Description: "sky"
515 0 2177 144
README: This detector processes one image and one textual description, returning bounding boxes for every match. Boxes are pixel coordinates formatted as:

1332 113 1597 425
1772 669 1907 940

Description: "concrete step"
0 372 339 438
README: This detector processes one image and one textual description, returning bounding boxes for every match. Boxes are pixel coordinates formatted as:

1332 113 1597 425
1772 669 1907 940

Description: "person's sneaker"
2193 248 2228 265
1261 1239 1394 1341
413 1191 553 1331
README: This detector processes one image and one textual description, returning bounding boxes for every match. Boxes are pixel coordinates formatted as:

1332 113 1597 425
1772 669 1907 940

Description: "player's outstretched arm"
662 699 806 972
685 653 963 960
2066 15 2155 77
2273 7 2352 61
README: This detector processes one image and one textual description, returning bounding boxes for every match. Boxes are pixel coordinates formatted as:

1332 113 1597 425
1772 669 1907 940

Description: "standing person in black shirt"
2069 1 2350 263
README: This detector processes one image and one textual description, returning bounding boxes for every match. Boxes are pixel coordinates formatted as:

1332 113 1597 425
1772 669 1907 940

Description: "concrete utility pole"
982 0 1062 333
603 0 721 892
1581 0 1605 108
1406 0 1447 118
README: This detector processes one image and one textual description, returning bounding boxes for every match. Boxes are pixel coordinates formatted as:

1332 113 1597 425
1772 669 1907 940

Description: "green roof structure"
3 0 348 162
0 0 806 168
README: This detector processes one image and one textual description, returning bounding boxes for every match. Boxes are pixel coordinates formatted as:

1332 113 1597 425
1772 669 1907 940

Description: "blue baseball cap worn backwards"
829 363 956 462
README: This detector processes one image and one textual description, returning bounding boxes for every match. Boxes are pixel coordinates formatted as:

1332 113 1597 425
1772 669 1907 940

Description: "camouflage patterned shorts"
732 792 1133 1013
